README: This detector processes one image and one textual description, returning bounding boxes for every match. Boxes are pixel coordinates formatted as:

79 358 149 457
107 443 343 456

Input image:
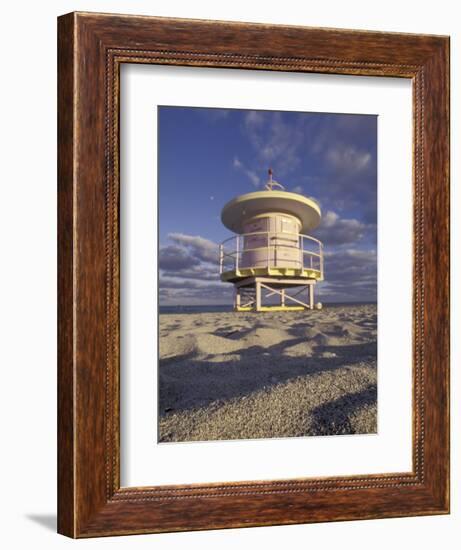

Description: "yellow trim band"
221 267 323 282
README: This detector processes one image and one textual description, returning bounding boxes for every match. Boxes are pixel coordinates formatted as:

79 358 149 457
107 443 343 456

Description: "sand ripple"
158 304 377 442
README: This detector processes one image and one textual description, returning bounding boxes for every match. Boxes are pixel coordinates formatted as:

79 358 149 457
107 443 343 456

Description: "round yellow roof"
221 191 321 234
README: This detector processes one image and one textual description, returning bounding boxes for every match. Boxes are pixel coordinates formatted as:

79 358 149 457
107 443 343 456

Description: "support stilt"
235 287 241 310
255 281 261 312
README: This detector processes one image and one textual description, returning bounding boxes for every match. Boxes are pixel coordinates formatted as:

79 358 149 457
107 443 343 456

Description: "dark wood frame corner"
57 11 450 538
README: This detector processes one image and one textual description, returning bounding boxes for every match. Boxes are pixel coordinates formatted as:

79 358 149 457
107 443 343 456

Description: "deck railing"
219 231 324 278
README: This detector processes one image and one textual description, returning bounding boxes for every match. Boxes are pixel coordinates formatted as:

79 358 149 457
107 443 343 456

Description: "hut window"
281 218 294 234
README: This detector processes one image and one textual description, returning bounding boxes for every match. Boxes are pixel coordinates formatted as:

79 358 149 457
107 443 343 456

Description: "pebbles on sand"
159 304 377 443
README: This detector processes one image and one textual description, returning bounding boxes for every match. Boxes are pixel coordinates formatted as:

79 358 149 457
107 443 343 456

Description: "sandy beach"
158 304 377 443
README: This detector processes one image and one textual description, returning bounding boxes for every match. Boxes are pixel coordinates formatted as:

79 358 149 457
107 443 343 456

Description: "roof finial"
265 168 285 191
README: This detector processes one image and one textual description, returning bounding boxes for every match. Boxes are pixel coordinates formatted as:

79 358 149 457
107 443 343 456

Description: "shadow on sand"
158 338 377 418
310 384 377 435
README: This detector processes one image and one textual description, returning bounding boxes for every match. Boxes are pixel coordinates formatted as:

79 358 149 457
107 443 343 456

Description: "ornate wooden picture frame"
57 12 450 537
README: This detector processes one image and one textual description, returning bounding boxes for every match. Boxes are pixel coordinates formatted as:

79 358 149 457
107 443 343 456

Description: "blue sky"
158 106 377 305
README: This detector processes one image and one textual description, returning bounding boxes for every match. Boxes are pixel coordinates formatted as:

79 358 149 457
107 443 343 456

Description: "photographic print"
158 106 377 443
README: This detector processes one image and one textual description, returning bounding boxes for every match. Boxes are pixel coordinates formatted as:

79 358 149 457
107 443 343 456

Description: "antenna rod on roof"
265 168 285 191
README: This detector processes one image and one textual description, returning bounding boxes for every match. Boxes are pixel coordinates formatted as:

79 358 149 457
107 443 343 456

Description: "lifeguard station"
219 170 324 312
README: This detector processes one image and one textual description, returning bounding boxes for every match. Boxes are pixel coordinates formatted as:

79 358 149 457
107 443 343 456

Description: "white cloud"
313 210 369 245
326 146 371 174
200 108 230 122
159 275 232 306
243 111 303 177
159 276 223 290
322 211 339 226
159 245 200 271
232 156 261 187
159 233 230 305
168 233 218 263
319 248 377 302
233 157 242 169
244 110 265 129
